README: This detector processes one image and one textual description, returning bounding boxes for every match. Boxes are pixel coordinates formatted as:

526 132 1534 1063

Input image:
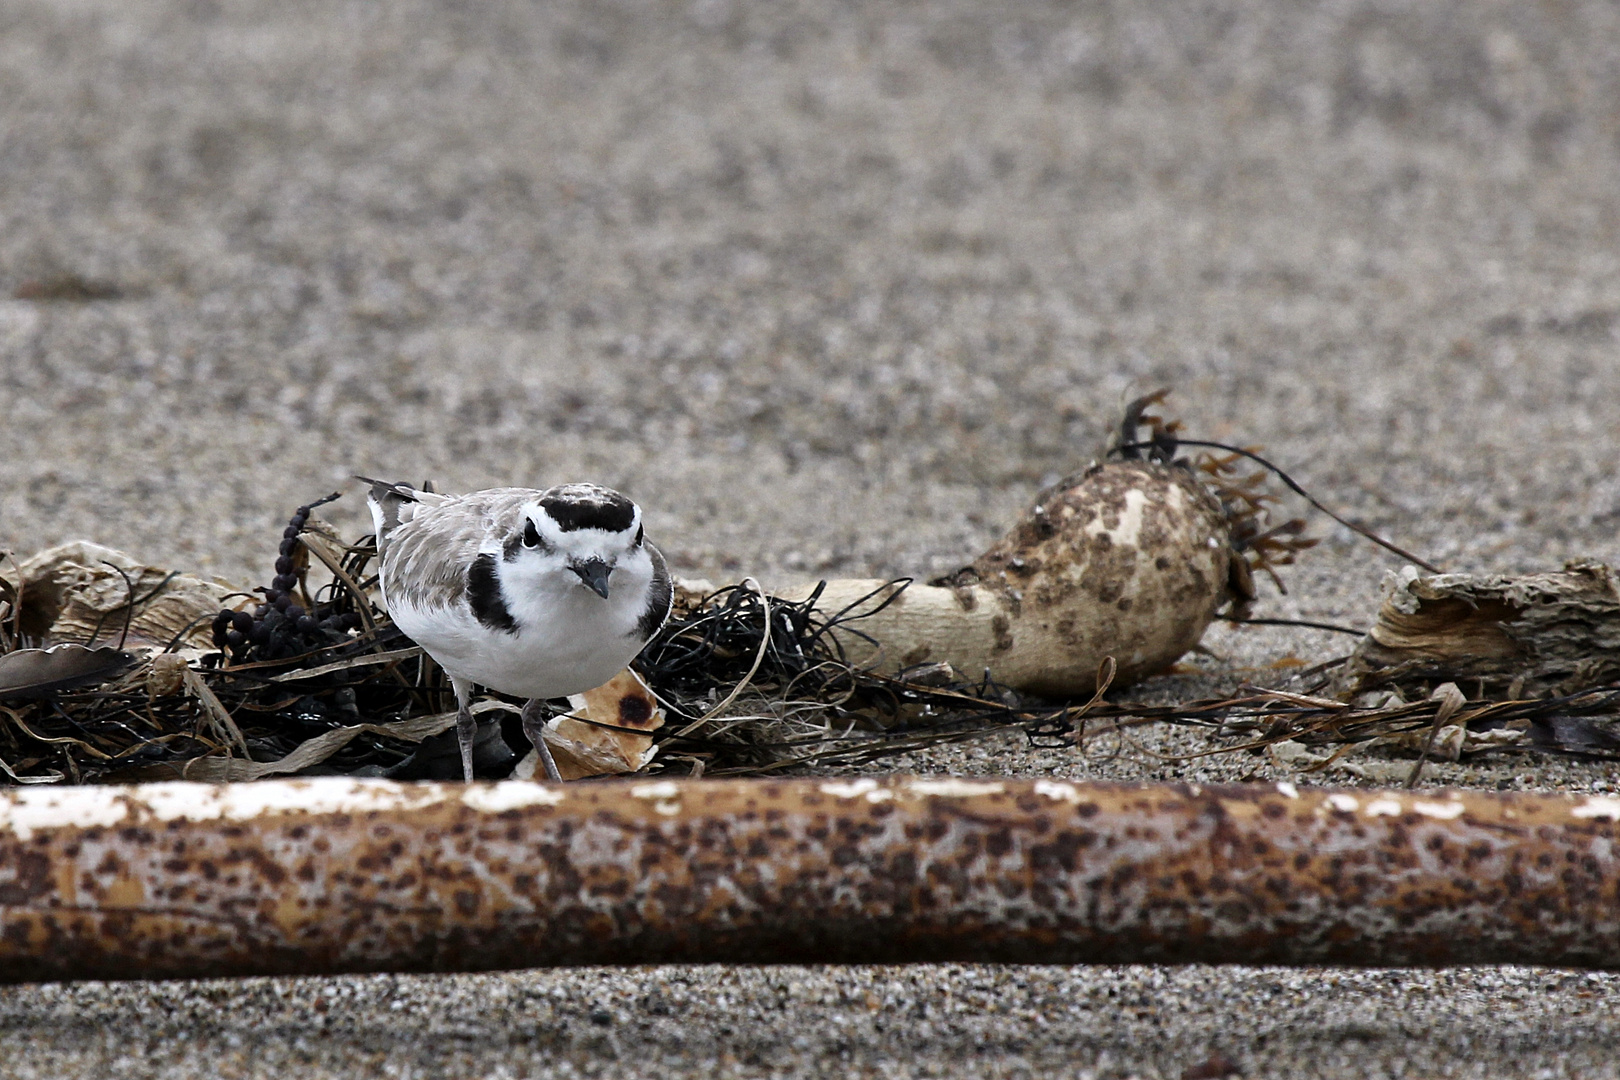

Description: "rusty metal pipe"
0 775 1617 982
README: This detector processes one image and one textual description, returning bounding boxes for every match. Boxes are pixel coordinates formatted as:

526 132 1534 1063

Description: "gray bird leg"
451 677 477 783
520 698 564 782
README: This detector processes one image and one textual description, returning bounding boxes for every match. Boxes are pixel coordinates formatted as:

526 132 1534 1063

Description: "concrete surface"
1 0 1619 1076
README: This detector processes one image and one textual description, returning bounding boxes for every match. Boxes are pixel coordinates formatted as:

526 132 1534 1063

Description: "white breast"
388 556 654 701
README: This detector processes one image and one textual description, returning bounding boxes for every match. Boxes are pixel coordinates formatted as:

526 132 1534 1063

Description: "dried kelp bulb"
776 461 1234 696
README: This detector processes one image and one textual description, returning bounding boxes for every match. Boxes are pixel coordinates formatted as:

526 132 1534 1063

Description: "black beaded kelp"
210 494 365 664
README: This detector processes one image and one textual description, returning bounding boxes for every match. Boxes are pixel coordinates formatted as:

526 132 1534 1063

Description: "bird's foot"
520 699 564 782
455 703 477 783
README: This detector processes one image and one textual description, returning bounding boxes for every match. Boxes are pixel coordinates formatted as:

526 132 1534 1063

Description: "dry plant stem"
1 776 1618 981
1406 682 1466 789
179 667 249 759
296 532 377 636
268 647 423 683
1 707 112 760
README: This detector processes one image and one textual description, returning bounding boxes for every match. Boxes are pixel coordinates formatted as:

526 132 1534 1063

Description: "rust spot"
0 852 51 905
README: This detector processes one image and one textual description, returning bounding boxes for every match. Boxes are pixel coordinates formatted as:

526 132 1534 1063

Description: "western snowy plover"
364 478 672 782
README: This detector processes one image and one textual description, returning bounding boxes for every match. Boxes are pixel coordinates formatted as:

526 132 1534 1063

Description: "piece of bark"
1338 560 1620 698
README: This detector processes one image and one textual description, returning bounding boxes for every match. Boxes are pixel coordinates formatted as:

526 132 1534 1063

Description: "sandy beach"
1 0 1618 1075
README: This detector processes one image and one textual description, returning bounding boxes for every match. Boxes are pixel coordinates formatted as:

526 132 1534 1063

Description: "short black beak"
571 558 612 599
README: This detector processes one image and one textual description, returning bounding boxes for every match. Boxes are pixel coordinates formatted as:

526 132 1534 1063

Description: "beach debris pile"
2 394 1616 785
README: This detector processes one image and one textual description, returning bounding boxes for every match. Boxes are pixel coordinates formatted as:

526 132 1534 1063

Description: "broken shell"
513 668 665 780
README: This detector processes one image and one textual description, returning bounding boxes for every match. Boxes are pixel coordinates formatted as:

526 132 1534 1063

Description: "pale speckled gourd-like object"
774 461 1234 697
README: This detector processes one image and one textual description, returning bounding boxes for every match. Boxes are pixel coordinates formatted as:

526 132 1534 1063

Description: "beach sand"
1 1 1618 1075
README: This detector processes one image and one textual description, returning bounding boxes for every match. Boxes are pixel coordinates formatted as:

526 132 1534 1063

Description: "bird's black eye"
523 519 542 548
634 524 643 547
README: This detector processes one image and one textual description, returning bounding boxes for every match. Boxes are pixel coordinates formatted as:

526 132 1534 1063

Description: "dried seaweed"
1114 388 1437 578
0 645 138 700
2 554 1617 786
1 395 1617 786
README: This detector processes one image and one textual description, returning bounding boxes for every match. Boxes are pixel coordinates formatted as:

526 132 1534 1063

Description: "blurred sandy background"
1 1 1619 1076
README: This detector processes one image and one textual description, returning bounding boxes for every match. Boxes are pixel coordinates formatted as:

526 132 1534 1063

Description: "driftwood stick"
0 776 1617 981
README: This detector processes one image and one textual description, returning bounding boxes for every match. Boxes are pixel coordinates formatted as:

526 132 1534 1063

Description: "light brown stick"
0 776 1617 981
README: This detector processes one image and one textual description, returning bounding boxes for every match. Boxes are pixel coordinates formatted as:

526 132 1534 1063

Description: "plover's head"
503 483 649 600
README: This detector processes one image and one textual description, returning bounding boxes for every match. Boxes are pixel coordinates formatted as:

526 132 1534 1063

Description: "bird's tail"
358 476 435 555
